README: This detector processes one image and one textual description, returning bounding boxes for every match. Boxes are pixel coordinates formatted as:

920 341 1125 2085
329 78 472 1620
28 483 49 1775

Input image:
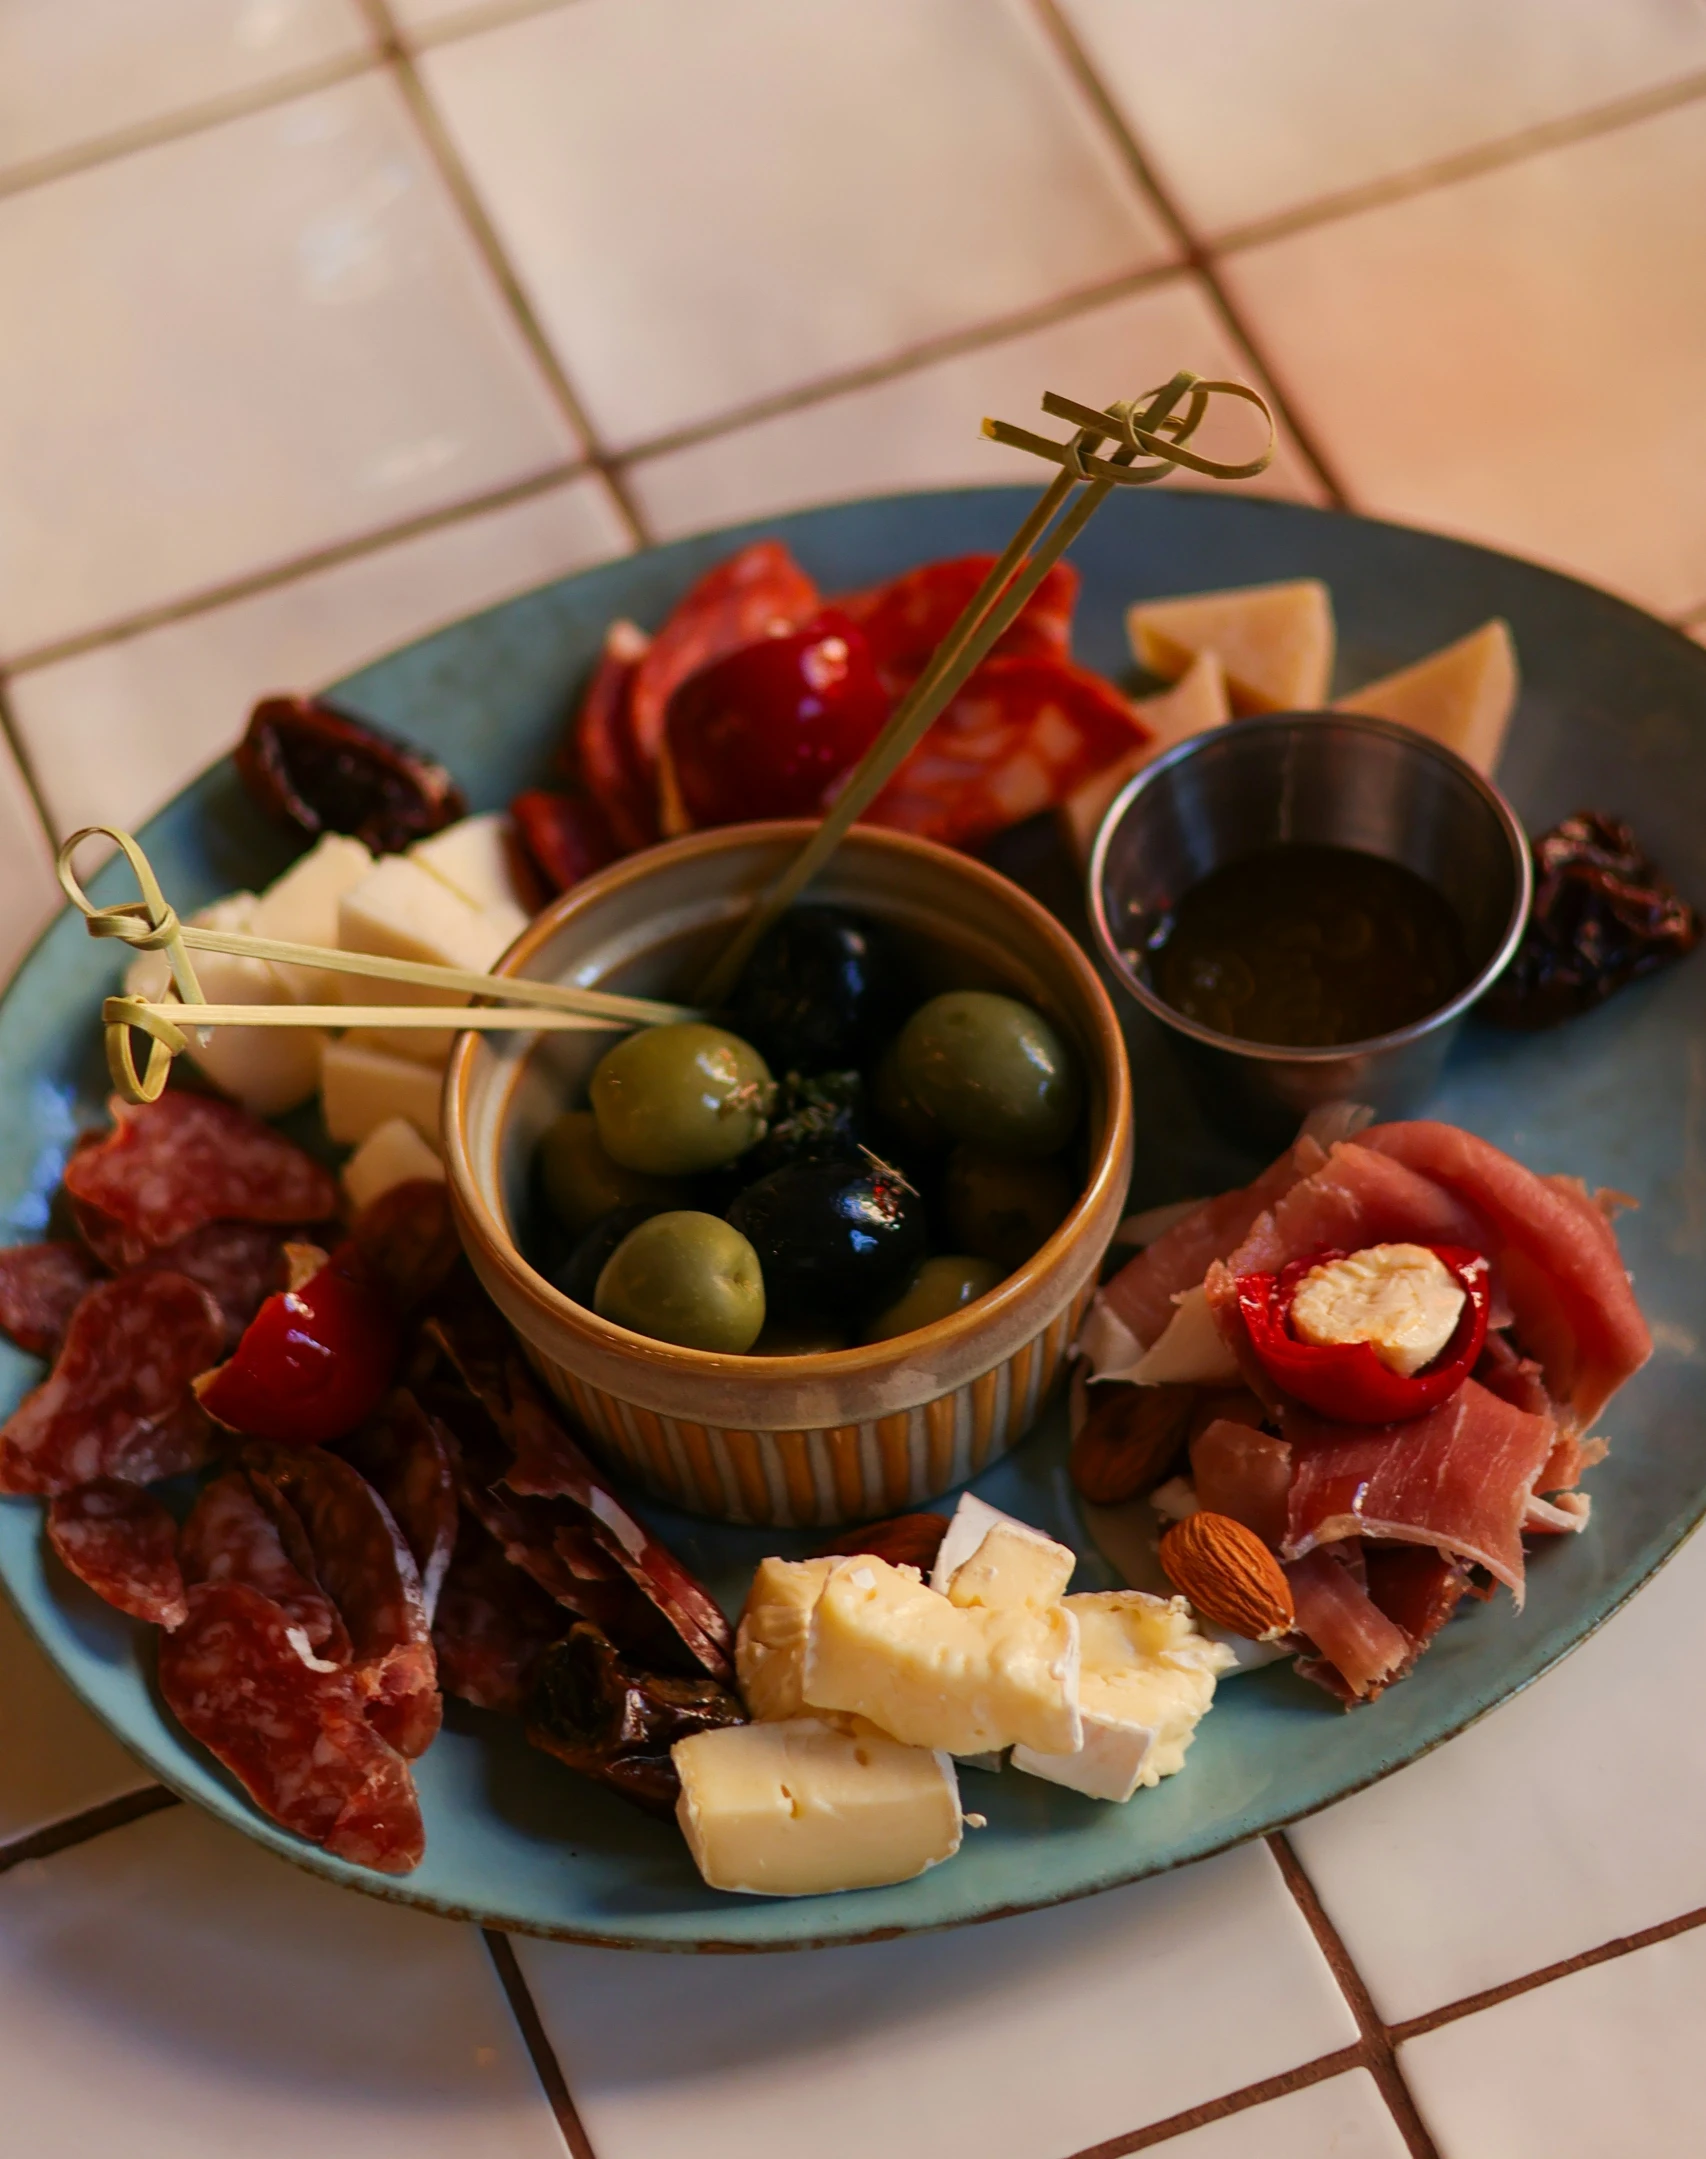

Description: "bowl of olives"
443 822 1131 1527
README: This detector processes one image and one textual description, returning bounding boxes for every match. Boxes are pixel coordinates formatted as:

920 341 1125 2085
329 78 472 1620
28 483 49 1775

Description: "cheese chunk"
803 1555 1080 1757
1012 1592 1234 1802
320 1037 444 1149
947 1520 1074 1612
343 1024 456 1070
930 1492 1026 1593
248 835 374 1004
1335 620 1517 777
342 1116 447 1213
410 812 534 917
1128 580 1333 714
337 855 521 1008
1058 653 1230 868
1290 1242 1464 1376
736 1556 837 1721
674 1718 962 1897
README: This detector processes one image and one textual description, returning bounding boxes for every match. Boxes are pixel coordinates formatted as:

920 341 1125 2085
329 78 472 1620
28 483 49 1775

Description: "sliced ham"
1356 1122 1651 1425
1364 1543 1471 1654
1282 1378 1559 1602
1224 1139 1485 1277
1286 1548 1410 1699
1190 1418 1291 1548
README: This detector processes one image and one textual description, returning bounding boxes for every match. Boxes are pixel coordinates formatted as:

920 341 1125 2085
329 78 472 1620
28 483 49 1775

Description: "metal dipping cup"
1088 711 1533 1144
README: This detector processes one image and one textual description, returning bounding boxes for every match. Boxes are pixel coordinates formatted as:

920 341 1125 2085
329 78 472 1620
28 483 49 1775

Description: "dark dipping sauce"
1148 843 1472 1047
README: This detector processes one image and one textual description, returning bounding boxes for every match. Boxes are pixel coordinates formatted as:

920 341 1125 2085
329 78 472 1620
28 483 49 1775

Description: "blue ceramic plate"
3 488 1703 1950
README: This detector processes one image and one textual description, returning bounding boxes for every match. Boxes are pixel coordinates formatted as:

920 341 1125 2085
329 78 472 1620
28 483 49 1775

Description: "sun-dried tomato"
236 694 465 854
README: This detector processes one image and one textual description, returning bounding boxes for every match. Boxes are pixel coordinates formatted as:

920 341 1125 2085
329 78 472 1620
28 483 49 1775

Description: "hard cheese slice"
1128 580 1334 714
320 1038 444 1149
341 1117 446 1213
673 1718 961 1896
736 1555 837 1721
1333 619 1517 775
1058 652 1230 869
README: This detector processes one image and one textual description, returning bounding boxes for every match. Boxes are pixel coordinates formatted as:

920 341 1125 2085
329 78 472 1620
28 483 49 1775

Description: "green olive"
872 1037 948 1153
861 1255 1004 1344
538 1110 687 1237
594 1211 766 1353
590 1023 773 1177
748 1317 850 1357
944 1145 1077 1268
893 991 1082 1158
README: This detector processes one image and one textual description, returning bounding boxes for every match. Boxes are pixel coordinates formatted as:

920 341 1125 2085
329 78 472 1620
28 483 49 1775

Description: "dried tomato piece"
236 694 465 854
570 620 658 852
1484 810 1701 1028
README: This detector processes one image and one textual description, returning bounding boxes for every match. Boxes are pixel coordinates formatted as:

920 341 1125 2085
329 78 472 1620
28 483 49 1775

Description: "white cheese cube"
1011 1592 1234 1802
1290 1243 1465 1375
337 855 519 1009
803 1555 1081 1757
341 1117 447 1213
410 813 534 916
946 1520 1075 1612
320 1038 444 1149
342 1025 457 1071
248 835 374 1004
673 1718 961 1896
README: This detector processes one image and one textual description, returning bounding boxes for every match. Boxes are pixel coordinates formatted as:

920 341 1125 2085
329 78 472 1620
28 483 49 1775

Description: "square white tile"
1218 101 1706 616
0 1594 152 1847
0 730 59 989
1058 0 1706 240
0 71 579 663
419 0 1177 452
1159 2070 1411 2159
0 1804 566 2157
626 274 1324 540
8 475 630 843
0 0 375 182
1289 1526 1706 2028
1400 1927 1706 2158
515 1840 1358 2159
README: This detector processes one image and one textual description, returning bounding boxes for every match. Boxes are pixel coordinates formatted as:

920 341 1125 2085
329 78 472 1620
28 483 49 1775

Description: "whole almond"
1158 1511 1295 1641
813 1512 949 1573
1070 1383 1194 1505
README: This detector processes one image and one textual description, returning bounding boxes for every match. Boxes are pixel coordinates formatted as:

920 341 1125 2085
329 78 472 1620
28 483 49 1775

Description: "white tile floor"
4 5 1706 2155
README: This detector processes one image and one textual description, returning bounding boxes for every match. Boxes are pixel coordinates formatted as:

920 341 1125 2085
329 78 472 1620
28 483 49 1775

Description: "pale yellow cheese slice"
320 1037 444 1150
946 1520 1075 1612
736 1556 838 1721
1058 652 1230 869
1128 579 1334 713
341 1117 446 1214
1333 619 1518 775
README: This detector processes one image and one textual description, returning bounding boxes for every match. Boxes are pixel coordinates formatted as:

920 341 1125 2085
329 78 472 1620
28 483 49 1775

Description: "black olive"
746 1069 870 1178
550 1203 660 1309
727 1156 925 1323
729 906 912 1072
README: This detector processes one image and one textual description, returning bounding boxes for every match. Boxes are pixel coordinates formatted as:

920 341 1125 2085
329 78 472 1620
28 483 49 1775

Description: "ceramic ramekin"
443 823 1132 1527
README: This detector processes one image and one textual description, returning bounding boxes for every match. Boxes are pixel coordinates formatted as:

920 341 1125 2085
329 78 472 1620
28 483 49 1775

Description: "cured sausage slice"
159 1581 424 1874
244 1442 441 1759
180 1469 350 1659
0 1270 223 1495
47 1479 187 1629
0 1242 104 1358
432 1515 567 1717
65 1093 338 1268
348 1180 462 1315
338 1389 459 1625
143 1221 300 1352
572 620 657 853
837 554 1078 694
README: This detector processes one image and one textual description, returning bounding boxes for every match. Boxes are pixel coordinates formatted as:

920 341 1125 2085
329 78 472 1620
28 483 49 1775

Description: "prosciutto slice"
1356 1122 1650 1425
1282 1378 1559 1601
1223 1140 1485 1278
1190 1418 1291 1548
1286 1548 1410 1699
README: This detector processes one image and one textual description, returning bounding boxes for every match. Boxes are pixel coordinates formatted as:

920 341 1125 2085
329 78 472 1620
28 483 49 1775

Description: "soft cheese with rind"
1011 1592 1234 1802
803 1555 1081 1756
736 1555 837 1721
674 1717 962 1896
946 1520 1075 1612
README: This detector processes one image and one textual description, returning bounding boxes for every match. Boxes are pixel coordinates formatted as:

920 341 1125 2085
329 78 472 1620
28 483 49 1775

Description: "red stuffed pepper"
196 1242 401 1446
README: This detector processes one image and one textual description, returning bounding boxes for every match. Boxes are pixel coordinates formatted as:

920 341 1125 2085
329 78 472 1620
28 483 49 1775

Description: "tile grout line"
0 675 68 860
482 1928 599 2159
0 1786 179 1879
355 0 653 552
1025 0 1353 511
1062 2043 1367 2157
1266 1835 1442 2159
402 0 582 51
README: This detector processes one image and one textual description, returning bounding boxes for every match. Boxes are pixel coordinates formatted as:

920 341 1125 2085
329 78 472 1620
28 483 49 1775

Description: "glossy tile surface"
0 71 576 660
1219 101 1706 614
0 1805 566 2158
627 274 1324 539
1060 0 1706 237
1161 2072 1411 2159
420 0 1176 449
0 1594 150 1847
516 1842 1358 2159
8 476 629 841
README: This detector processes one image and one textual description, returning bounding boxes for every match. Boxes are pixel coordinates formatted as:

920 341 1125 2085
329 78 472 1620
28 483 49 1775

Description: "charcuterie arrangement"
1 446 1698 1904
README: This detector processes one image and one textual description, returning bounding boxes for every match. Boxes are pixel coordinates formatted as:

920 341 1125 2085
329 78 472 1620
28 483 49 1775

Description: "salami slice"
837 555 1078 694
0 1241 104 1357
865 655 1147 849
181 1468 350 1658
433 1514 568 1716
0 1271 222 1495
572 620 658 852
338 1389 459 1625
244 1441 441 1759
628 541 820 772
65 1093 338 1268
510 788 619 896
143 1220 302 1351
159 1581 424 1874
348 1180 462 1315
47 1479 187 1629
